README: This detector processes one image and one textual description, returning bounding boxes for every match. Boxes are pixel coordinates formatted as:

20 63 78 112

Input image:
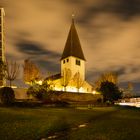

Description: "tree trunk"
9 80 12 87
77 88 79 93
64 86 67 91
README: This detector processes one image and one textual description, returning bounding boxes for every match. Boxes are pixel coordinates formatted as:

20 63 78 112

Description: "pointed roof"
61 17 86 60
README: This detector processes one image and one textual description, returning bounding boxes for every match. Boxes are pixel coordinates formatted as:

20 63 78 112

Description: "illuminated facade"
45 18 93 93
0 8 5 86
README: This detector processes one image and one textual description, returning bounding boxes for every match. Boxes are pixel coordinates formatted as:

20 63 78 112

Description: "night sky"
1 0 140 87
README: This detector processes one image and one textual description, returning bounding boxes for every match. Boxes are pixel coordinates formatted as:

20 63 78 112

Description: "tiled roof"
45 73 61 81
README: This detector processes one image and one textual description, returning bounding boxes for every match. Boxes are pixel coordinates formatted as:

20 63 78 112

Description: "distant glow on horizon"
117 102 140 108
117 98 140 108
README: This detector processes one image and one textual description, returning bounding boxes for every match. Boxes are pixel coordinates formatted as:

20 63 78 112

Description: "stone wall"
49 91 103 103
13 89 102 103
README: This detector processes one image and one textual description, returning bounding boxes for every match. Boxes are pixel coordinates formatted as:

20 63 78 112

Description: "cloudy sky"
1 0 140 85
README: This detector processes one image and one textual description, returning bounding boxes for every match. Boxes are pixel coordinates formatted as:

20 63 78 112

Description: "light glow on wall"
37 80 43 85
92 90 96 94
54 85 87 93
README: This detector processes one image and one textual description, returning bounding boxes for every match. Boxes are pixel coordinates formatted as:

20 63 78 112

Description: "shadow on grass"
39 117 71 140
0 100 43 108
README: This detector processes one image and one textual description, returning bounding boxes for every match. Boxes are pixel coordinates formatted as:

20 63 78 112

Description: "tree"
44 72 56 91
27 80 52 101
72 72 84 92
123 82 134 98
95 72 118 90
127 82 133 91
5 61 20 87
98 81 122 103
23 59 41 85
61 68 71 91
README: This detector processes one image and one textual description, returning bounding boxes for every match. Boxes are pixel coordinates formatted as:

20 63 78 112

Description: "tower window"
63 60 65 64
76 59 80 66
67 59 69 62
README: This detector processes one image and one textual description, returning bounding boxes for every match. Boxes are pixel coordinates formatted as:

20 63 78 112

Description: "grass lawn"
0 106 140 140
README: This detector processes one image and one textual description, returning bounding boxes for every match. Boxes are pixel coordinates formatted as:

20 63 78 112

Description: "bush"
27 84 50 101
98 81 122 103
0 87 15 105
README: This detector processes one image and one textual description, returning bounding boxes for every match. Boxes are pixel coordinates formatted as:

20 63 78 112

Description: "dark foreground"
0 106 140 140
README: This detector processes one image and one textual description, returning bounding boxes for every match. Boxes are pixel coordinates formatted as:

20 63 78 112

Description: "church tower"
61 17 86 81
0 8 5 86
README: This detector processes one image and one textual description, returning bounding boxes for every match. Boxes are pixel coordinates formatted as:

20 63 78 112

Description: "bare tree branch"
72 72 84 92
95 72 118 90
23 59 41 85
5 61 20 87
61 68 71 91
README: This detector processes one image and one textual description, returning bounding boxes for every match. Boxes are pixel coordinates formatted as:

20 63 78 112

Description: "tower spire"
61 16 85 60
72 14 75 24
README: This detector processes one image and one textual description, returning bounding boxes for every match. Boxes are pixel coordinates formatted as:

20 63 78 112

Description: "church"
0 7 93 93
45 17 93 93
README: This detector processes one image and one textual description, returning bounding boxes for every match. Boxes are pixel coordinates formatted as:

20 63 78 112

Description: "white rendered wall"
61 56 85 80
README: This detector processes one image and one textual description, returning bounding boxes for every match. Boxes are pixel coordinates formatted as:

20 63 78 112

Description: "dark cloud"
78 0 140 25
15 40 61 76
77 7 98 25
114 0 140 19
113 67 126 76
15 40 60 58
130 65 140 73
86 70 103 82
36 59 60 74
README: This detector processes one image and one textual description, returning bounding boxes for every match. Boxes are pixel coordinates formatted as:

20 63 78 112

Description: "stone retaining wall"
13 89 102 103
49 91 103 102
13 88 29 100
